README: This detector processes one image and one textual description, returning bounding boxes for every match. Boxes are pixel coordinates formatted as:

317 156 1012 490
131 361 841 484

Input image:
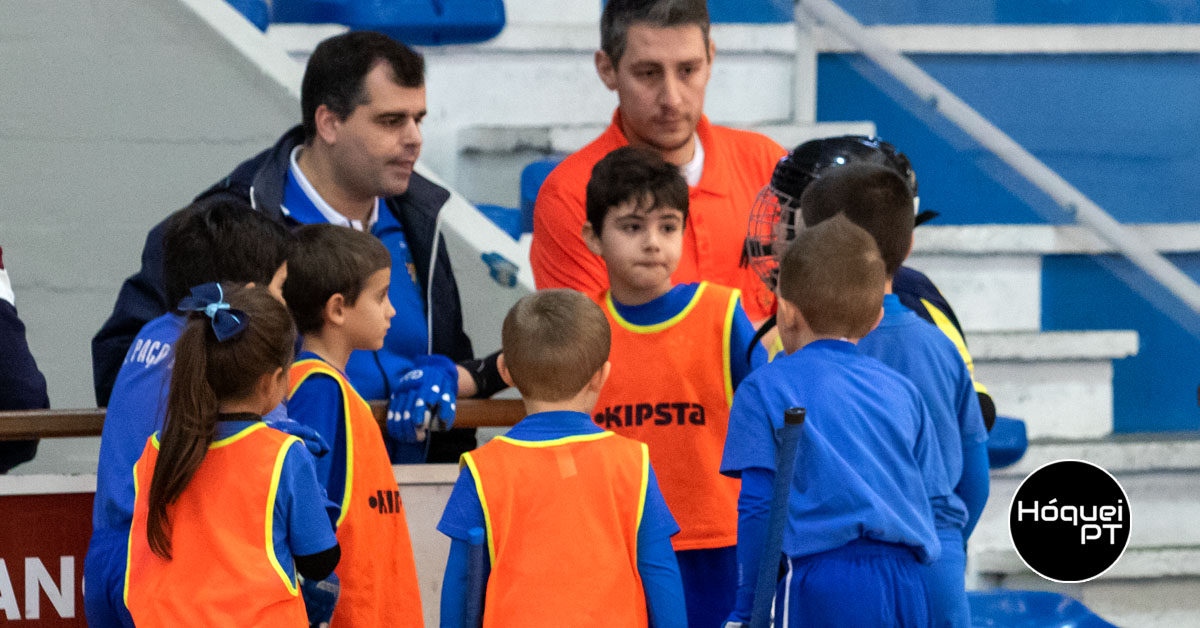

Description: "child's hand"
386 355 459 443
266 417 331 458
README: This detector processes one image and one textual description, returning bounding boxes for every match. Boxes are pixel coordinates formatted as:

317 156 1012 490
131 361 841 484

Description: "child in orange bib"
579 146 767 628
438 290 686 628
284 224 424 627
125 284 338 627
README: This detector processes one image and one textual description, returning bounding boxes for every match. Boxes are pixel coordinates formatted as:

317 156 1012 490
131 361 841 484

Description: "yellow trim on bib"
494 431 615 448
289 360 355 528
265 435 303 595
211 422 267 448
721 290 741 406
606 282 711 334
461 452 496 565
633 442 649 564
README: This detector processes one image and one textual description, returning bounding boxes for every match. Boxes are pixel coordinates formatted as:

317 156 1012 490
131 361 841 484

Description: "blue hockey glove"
266 416 331 458
386 354 459 443
300 572 339 628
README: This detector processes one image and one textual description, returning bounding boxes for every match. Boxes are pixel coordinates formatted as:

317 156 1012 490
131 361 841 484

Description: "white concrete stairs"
969 435 1200 628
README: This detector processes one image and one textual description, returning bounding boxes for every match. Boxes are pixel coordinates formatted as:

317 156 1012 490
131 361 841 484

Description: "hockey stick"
750 407 806 628
464 526 488 628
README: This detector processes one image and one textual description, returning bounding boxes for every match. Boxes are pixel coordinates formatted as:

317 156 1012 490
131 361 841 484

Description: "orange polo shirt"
531 110 785 322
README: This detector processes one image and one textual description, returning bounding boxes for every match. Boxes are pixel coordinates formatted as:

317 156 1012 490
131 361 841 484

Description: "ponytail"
144 283 296 559
146 321 218 559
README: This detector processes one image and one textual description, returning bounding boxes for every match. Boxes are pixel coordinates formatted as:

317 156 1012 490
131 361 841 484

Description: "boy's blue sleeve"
721 377 777 477
287 375 347 511
958 439 990 539
638 465 685 628
279 441 339 558
440 539 472 628
728 298 767 391
727 466 773 624
438 466 487 542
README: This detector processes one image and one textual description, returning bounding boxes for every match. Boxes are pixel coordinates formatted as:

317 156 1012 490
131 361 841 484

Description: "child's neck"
884 276 894 294
609 280 672 307
301 331 353 371
800 330 861 349
522 398 595 416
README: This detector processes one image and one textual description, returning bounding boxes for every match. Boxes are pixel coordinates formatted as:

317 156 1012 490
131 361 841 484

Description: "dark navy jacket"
92 126 475 409
1 274 47 472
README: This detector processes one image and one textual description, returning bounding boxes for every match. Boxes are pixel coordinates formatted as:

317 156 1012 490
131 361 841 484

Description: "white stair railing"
797 0 1200 320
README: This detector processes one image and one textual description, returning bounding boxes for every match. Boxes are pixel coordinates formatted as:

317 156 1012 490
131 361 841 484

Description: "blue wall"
834 0 1200 24
1042 255 1200 432
816 53 1200 225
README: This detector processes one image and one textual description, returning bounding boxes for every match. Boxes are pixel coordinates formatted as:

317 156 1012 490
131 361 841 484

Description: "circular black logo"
1008 459 1131 583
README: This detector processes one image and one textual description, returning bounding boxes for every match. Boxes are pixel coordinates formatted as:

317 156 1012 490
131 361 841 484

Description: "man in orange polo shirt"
530 0 786 322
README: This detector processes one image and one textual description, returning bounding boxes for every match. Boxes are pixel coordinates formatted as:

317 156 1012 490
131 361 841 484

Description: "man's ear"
497 353 514 388
595 50 618 91
323 292 347 327
582 221 604 256
313 104 341 146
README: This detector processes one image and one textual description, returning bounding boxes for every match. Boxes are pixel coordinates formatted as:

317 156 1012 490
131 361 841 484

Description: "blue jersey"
282 169 427 401
212 420 338 579
610 282 766 389
858 295 988 530
92 312 184 532
285 351 351 510
721 339 949 563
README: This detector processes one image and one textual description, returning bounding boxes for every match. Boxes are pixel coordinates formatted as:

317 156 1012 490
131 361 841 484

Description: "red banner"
0 493 91 626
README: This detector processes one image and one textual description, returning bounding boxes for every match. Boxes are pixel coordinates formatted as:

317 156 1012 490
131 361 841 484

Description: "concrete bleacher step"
969 330 1138 439
969 435 1200 628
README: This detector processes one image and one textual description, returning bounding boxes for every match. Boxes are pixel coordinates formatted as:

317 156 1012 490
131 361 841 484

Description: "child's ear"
323 293 347 327
869 304 885 335
582 221 604 256
497 353 514 388
906 233 915 262
589 361 612 394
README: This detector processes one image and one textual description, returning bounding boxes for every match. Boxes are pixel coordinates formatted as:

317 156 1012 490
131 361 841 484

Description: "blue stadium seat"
968 590 1119 627
707 0 792 23
271 0 504 45
343 0 504 45
520 156 564 235
270 0 345 24
476 204 524 240
226 0 271 30
987 416 1028 469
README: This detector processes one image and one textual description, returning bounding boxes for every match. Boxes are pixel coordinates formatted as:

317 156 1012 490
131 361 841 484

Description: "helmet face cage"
744 135 918 291
746 185 806 291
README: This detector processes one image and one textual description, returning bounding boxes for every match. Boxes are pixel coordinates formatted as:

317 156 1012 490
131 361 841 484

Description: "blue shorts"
84 527 135 628
777 539 931 628
676 545 737 628
922 527 969 628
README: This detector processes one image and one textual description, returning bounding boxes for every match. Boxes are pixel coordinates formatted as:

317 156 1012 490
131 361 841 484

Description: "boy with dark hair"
437 289 686 628
801 164 989 628
722 214 950 628
285 223 423 627
532 0 786 323
582 146 765 628
85 199 296 628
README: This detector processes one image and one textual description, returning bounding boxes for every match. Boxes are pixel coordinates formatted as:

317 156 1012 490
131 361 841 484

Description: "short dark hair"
162 200 295 308
586 146 689 234
502 290 611 402
778 214 885 339
301 31 425 143
601 0 711 68
800 162 915 277
284 224 391 335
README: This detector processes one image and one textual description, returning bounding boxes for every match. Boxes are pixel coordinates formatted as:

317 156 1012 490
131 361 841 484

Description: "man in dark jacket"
92 31 503 461
0 245 48 472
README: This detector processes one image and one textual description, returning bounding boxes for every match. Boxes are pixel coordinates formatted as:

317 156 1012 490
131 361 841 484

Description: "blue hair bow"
176 283 248 342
